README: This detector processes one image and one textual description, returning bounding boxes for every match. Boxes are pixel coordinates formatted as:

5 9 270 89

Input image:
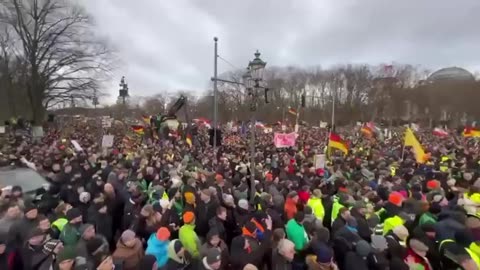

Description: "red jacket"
404 248 432 270
298 190 310 205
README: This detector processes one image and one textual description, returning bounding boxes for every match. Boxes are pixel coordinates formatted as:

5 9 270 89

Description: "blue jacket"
145 234 169 267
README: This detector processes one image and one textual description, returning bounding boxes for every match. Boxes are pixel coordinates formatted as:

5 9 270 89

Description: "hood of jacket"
167 239 185 264
114 238 142 259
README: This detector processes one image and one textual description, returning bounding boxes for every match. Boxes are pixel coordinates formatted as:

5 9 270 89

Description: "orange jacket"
284 197 298 220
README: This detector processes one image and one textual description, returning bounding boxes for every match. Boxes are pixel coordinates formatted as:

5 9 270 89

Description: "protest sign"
102 135 115 148
274 132 297 148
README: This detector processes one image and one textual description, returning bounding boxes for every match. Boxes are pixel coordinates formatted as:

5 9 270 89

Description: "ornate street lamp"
118 76 129 105
248 50 267 84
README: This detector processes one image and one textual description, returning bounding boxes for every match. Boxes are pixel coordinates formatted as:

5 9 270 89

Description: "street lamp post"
119 76 129 105
213 37 219 153
210 42 267 204
246 51 266 202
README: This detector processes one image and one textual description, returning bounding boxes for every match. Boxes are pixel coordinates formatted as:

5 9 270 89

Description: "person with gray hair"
272 238 295 270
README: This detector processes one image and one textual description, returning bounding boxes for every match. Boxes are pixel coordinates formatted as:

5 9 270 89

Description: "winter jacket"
60 223 81 247
195 200 219 238
0 249 17 270
112 238 144 270
179 223 201 259
8 217 37 247
230 230 272 270
342 251 369 270
271 250 292 270
21 244 54 270
403 248 432 270
306 197 325 221
350 207 371 242
145 234 169 268
208 216 227 242
200 241 229 269
285 219 309 251
284 198 298 221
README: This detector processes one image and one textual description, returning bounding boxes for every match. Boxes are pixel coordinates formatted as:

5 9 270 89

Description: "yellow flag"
404 128 426 164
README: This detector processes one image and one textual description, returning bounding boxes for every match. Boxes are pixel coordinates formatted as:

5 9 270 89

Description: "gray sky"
81 0 480 102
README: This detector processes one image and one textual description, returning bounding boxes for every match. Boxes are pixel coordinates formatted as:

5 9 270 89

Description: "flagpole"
213 37 218 154
331 87 336 131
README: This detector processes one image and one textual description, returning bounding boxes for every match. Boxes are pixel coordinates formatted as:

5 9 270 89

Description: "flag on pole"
433 127 448 137
255 121 265 129
288 107 297 116
186 133 192 147
361 125 373 137
404 128 426 164
328 132 348 155
131 125 145 135
463 126 480 138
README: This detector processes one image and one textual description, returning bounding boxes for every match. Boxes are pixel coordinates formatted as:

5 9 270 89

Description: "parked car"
0 166 49 200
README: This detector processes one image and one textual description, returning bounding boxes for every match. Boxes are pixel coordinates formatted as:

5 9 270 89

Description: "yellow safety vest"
331 197 344 225
307 197 325 221
256 192 262 210
440 239 480 269
52 218 68 232
383 215 404 235
390 166 396 176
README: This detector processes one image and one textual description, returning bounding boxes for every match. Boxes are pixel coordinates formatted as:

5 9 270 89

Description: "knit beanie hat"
355 240 372 257
79 224 94 236
156 227 171 241
66 208 82 221
183 211 195 224
238 199 249 211
371 235 388 251
313 243 333 263
121 230 136 243
388 192 403 207
426 180 440 190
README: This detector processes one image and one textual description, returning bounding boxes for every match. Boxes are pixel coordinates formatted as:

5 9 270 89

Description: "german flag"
360 125 373 137
288 107 297 116
186 133 192 147
328 132 348 155
463 126 480 138
131 125 145 135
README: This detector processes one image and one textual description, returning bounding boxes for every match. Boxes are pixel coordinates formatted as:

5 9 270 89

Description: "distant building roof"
427 67 475 82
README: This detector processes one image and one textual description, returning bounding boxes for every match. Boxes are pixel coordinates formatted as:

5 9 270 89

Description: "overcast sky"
81 0 480 102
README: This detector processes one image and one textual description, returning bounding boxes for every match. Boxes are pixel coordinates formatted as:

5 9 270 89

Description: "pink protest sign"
274 132 297 148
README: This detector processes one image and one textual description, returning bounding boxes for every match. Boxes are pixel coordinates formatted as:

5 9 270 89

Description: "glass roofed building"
427 67 475 82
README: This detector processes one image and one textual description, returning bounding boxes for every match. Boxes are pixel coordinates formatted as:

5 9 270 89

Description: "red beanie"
388 192 404 206
427 180 440 190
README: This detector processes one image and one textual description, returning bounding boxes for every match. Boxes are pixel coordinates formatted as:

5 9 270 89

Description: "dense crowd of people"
1 119 480 270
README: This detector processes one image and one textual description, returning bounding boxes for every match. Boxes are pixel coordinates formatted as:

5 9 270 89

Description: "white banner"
314 154 326 169
102 135 115 148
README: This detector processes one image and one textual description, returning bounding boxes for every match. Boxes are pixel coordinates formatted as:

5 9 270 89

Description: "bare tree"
0 0 113 122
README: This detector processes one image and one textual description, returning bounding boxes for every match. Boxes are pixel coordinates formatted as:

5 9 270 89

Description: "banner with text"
274 132 297 148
